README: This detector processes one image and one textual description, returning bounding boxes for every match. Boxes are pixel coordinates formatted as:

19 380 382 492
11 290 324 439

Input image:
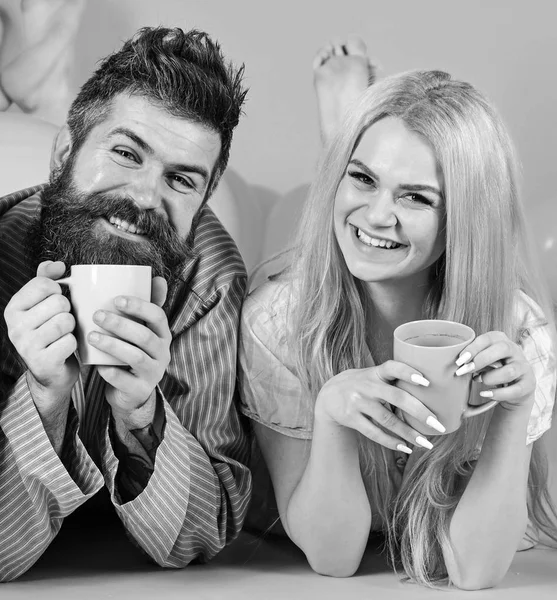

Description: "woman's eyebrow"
349 159 442 197
399 183 443 197
348 159 380 181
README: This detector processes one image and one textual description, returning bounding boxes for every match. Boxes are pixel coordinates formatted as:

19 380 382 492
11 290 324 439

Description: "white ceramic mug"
58 264 152 365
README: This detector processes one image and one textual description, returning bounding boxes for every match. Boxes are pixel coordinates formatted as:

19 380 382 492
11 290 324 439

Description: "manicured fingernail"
455 352 472 367
115 297 127 308
415 436 433 450
455 362 475 377
411 373 430 387
396 444 413 454
426 416 446 433
89 332 100 343
94 311 105 323
480 390 494 398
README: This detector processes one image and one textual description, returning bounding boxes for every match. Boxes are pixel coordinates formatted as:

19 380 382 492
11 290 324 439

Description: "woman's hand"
455 331 535 411
314 361 447 453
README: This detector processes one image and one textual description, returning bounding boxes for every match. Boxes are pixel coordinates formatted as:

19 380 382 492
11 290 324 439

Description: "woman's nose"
363 190 398 227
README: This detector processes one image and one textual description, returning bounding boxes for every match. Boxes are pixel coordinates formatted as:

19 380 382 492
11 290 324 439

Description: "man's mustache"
65 192 174 242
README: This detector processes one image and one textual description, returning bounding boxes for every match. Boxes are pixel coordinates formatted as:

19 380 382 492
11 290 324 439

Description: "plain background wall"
71 0 557 196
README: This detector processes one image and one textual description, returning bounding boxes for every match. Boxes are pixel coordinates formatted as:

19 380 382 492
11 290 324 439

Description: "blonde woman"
239 41 557 589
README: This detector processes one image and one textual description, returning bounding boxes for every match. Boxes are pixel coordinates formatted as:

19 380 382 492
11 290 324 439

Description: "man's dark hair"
66 26 247 197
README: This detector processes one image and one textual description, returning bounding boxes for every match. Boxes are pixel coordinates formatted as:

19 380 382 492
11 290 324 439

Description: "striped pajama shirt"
0 186 251 581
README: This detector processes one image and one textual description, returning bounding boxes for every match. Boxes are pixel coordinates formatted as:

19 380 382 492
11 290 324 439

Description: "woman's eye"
348 170 375 187
402 193 433 206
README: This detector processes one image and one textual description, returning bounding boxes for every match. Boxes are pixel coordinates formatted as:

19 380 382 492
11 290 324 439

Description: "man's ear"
50 124 72 172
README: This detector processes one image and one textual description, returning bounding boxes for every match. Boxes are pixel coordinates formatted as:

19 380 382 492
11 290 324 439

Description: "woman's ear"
50 124 72 172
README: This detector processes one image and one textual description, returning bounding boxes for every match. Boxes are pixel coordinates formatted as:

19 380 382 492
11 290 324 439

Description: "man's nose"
128 171 163 210
363 189 398 228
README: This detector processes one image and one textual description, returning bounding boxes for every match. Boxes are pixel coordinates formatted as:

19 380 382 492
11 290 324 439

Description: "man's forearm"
26 371 72 456
0 373 105 581
110 392 164 502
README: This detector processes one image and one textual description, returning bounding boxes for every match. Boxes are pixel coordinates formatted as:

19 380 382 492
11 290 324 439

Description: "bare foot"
313 36 376 143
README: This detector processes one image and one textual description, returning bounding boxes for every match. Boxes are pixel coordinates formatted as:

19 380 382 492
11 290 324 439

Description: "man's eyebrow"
108 127 210 182
109 127 154 155
167 161 210 183
349 158 442 196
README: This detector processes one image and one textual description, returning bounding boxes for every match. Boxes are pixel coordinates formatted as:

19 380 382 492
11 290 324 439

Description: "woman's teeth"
108 216 145 235
356 228 402 249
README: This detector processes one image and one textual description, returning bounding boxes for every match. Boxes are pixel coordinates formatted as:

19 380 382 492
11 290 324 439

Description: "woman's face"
333 117 446 287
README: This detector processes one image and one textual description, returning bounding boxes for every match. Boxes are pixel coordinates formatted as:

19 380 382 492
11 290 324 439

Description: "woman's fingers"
370 363 446 433
478 378 535 402
455 332 517 376
480 362 528 388
356 395 434 450
374 359 429 386
352 413 413 454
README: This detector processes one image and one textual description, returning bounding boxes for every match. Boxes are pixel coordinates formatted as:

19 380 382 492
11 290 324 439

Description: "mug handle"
56 277 71 286
463 399 498 419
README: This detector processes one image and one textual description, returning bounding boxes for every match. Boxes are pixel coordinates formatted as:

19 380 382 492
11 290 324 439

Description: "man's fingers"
35 312 76 348
37 260 66 279
151 276 168 309
91 310 168 362
6 276 63 314
110 295 171 340
43 332 78 362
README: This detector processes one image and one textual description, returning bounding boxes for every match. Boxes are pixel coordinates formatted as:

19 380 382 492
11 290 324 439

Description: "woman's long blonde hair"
286 70 557 586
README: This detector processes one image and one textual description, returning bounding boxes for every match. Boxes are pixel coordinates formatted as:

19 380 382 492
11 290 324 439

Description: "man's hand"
4 260 78 407
4 260 78 454
88 276 171 429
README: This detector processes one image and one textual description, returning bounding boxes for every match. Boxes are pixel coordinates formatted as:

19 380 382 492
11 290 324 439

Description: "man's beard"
30 160 195 288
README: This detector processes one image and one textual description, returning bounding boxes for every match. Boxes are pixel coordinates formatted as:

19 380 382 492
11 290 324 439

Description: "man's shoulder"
0 186 44 335
187 204 247 298
0 185 45 219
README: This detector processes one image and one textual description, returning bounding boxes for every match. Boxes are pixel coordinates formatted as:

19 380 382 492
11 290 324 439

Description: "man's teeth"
356 228 401 249
108 216 144 235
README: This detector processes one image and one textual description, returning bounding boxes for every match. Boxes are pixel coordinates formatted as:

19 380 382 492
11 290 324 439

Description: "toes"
344 35 368 57
367 61 379 85
330 37 346 56
312 42 335 69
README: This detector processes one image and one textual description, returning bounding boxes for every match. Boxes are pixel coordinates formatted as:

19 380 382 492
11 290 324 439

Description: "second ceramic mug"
393 319 498 435
58 264 152 365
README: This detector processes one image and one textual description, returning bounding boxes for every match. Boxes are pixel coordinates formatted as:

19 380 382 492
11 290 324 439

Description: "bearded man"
0 26 251 581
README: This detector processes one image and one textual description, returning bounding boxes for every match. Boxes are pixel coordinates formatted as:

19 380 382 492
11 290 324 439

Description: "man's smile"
100 216 148 240
108 215 146 235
